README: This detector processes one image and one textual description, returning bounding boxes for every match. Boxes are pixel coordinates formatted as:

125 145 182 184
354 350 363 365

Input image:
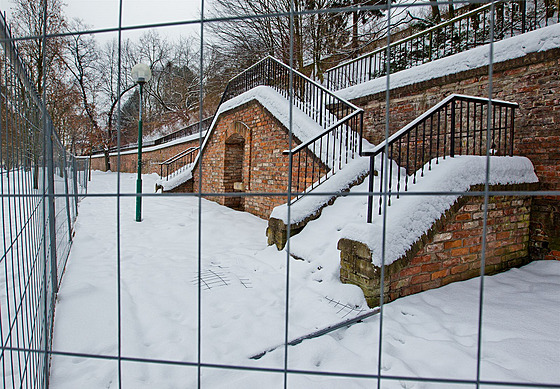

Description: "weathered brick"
451 247 470 256
444 240 462 249
431 269 450 280
421 263 441 273
411 274 431 285
400 266 422 277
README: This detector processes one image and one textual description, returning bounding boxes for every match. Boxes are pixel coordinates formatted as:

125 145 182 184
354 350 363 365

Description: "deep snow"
49 171 559 388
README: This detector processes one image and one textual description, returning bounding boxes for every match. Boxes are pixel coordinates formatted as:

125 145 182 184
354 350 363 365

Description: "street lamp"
132 63 152 222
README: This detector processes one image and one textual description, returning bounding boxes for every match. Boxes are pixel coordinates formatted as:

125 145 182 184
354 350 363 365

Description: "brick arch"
226 121 251 140
224 130 246 211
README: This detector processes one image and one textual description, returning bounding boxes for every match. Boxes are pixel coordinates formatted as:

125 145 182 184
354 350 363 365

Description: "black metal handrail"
284 110 363 201
325 0 559 91
190 56 364 202
159 146 200 181
365 94 518 222
222 56 362 132
153 117 213 145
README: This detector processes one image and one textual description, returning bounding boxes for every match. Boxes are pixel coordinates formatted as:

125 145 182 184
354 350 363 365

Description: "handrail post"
319 90 323 127
359 111 364 155
450 98 456 157
510 107 515 156
367 156 375 223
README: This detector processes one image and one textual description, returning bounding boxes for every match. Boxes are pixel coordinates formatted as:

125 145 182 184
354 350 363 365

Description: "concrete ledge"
267 170 369 250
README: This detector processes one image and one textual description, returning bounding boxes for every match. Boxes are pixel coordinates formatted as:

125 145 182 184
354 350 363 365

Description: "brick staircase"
157 2 556 253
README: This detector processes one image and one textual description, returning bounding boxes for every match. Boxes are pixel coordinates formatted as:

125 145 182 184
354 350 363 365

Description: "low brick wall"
339 184 535 308
89 138 202 175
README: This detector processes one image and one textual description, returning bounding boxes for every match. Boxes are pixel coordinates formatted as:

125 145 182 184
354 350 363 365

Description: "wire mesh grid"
0 0 559 388
0 8 89 387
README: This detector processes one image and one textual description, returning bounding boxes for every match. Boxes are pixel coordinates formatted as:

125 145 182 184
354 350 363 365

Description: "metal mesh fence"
1 0 559 388
0 10 88 388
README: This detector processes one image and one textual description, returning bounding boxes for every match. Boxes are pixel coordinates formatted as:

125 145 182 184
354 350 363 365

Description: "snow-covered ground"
49 170 559 388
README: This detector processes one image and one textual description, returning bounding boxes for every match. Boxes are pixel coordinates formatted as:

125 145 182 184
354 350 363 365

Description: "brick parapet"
339 184 536 308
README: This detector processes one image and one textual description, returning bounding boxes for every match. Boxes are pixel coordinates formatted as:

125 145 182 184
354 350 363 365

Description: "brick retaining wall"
349 48 560 261
89 138 202 175
339 184 535 307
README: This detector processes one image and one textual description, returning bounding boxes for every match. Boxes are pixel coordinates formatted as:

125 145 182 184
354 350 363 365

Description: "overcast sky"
1 0 203 43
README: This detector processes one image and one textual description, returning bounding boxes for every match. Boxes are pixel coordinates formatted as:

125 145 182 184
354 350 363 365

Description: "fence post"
45 119 58 293
73 157 79 215
450 99 456 157
62 150 73 243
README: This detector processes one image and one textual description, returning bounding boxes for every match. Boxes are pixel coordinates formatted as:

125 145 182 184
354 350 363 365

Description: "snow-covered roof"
187 85 350 178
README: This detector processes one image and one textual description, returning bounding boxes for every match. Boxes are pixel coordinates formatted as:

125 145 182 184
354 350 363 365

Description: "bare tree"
11 0 66 96
10 0 69 187
209 0 305 70
119 32 202 139
96 38 136 169
208 0 395 79
63 19 101 150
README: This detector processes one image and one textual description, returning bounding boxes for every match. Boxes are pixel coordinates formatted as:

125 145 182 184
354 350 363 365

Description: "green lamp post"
131 63 152 222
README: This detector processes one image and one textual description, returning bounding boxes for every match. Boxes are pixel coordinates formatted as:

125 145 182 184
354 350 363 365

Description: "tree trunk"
430 0 441 22
352 11 359 58
104 149 111 171
33 161 39 190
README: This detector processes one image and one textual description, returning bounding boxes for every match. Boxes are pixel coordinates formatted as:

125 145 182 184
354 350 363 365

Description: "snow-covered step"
286 155 537 307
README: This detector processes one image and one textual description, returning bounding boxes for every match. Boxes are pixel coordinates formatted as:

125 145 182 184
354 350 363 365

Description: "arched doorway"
224 132 245 211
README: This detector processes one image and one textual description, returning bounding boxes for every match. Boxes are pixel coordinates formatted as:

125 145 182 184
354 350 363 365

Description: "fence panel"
0 11 87 388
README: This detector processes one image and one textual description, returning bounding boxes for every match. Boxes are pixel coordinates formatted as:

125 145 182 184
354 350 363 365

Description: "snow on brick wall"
191 100 328 219
340 185 535 308
89 137 202 175
347 47 560 261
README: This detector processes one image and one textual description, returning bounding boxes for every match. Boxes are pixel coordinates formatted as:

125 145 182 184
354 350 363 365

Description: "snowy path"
50 171 560 388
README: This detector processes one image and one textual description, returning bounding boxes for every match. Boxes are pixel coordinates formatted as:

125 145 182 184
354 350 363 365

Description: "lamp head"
132 63 152 84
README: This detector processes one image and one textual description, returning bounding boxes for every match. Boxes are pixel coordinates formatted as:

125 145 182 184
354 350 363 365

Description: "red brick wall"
192 100 328 219
339 186 534 307
89 138 202 174
350 48 560 261
387 195 531 302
